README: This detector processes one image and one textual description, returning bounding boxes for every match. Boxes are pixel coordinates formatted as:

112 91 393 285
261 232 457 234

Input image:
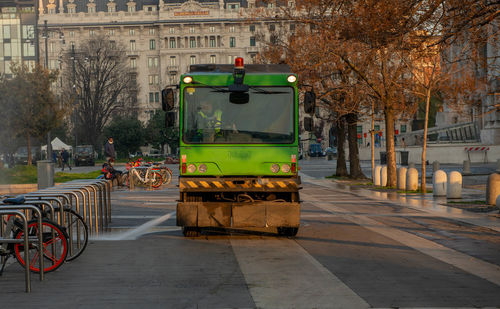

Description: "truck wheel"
277 227 298 237
182 227 200 237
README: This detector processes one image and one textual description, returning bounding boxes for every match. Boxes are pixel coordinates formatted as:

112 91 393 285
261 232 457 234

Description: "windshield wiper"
248 86 289 94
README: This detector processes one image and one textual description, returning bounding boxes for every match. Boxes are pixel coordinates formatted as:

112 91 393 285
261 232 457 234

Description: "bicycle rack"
0 204 44 281
0 210 30 293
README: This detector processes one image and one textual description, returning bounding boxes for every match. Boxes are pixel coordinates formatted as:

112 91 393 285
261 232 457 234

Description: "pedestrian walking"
104 137 116 166
61 148 72 171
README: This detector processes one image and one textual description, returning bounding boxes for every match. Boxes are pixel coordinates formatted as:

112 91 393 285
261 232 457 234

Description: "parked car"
74 145 95 166
325 147 337 157
148 149 162 158
13 146 41 165
308 143 324 157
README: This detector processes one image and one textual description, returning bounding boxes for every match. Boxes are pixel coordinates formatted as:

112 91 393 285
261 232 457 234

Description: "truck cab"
163 58 301 237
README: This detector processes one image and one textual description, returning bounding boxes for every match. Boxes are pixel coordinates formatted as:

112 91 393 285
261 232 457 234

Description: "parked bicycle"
1 197 69 274
124 165 163 188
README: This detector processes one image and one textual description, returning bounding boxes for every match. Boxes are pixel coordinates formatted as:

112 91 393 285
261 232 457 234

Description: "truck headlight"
187 164 196 173
198 164 207 173
281 164 291 173
270 164 280 173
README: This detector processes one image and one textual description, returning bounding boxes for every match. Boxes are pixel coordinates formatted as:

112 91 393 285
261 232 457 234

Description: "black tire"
59 209 88 261
182 227 200 237
277 227 298 237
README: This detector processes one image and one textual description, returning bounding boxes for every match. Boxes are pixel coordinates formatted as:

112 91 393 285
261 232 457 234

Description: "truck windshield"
182 86 294 144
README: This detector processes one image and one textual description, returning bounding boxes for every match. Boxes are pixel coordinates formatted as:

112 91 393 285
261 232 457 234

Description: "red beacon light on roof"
234 57 244 69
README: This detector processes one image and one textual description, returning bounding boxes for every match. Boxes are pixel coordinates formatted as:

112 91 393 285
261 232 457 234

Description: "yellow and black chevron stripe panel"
179 178 299 192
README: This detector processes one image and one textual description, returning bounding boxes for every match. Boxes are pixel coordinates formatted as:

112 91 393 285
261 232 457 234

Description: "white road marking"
302 192 500 287
231 238 370 309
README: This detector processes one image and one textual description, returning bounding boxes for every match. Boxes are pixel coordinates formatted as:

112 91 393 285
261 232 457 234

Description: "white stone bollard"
408 162 416 169
447 171 462 199
433 170 447 196
380 166 388 187
463 160 471 175
486 173 500 205
432 161 440 174
406 168 418 191
374 165 382 186
397 167 407 191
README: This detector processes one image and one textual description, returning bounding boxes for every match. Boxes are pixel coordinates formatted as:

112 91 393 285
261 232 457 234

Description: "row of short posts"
375 160 500 206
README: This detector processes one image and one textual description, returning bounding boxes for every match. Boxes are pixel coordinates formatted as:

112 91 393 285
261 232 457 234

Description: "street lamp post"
41 20 64 161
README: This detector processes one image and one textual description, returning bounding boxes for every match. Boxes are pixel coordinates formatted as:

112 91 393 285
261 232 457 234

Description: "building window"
49 42 56 53
3 25 11 39
129 29 135 36
250 37 256 47
149 28 155 35
210 55 216 64
209 37 216 47
108 29 115 36
269 24 275 31
128 5 136 13
149 39 156 50
170 56 176 66
249 25 255 32
89 29 95 37
149 92 155 103
148 57 158 68
229 37 236 48
189 37 196 48
229 26 235 33
130 40 136 51
108 5 115 13
130 58 137 68
49 8 56 14
169 27 175 34
190 56 196 65
68 7 75 14
88 6 95 13
23 43 35 57
155 92 160 103
400 124 407 133
290 24 296 31
149 75 159 85
189 26 195 33
209 26 215 33
69 31 74 38
169 38 176 48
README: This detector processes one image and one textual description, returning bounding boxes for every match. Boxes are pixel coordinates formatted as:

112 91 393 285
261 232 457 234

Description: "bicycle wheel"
151 171 163 188
14 220 68 273
59 209 88 261
162 168 173 185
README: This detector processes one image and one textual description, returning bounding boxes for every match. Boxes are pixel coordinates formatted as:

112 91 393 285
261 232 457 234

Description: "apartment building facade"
35 0 286 122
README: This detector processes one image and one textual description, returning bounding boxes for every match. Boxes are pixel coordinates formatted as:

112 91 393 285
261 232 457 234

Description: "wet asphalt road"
0 159 499 308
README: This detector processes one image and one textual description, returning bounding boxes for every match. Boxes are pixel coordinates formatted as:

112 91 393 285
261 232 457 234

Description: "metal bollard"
406 168 418 191
374 165 382 186
463 160 471 175
380 166 388 187
397 167 407 191
433 170 447 196
447 171 462 199
486 173 500 205
432 161 440 174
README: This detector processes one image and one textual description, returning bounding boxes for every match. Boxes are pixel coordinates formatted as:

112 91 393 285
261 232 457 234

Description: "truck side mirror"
304 117 313 132
162 88 175 111
165 111 176 128
303 91 316 115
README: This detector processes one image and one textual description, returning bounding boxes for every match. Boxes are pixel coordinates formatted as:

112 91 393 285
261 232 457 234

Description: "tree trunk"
371 102 375 182
421 87 432 193
384 106 397 187
346 113 365 178
27 134 32 166
335 116 348 176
